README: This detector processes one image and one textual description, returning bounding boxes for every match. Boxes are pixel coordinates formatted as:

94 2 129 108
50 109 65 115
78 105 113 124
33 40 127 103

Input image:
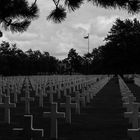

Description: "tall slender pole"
87 33 89 75
84 33 90 74
88 33 89 53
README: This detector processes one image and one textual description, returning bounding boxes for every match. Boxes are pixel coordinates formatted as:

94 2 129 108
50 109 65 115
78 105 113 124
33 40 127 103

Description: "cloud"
6 32 40 41
2 1 140 59
73 15 118 54
89 16 118 37
74 23 90 32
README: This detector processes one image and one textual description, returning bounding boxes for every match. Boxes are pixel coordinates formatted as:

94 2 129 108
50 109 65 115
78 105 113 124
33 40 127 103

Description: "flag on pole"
84 34 90 53
84 35 89 39
84 34 89 39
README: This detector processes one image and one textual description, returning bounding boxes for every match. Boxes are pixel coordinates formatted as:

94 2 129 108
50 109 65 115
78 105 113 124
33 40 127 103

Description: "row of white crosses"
1 75 98 110
118 75 140 140
0 96 44 139
0 78 45 139
134 75 140 88
0 76 25 104
71 76 112 115
29 75 95 106
30 75 112 139
0 75 110 116
42 76 96 138
86 76 112 100
23 76 95 139
30 75 98 89
0 78 33 124
1 75 97 95
0 75 111 140
0 77 26 124
0 78 63 139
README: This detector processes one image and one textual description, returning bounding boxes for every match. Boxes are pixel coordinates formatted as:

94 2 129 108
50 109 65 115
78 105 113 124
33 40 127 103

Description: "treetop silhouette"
44 0 140 23
1 17 140 76
0 0 140 33
0 0 38 33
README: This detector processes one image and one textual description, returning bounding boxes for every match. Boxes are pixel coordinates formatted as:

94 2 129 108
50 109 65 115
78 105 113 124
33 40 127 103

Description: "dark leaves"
0 0 38 32
127 0 140 14
105 18 140 46
47 5 66 23
88 0 118 8
10 20 31 33
2 19 31 33
46 0 140 23
46 0 84 23
28 3 39 19
65 0 84 11
88 0 140 12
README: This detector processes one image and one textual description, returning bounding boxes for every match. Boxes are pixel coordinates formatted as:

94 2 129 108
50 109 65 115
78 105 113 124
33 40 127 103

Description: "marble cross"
60 96 77 124
43 103 65 139
0 96 16 124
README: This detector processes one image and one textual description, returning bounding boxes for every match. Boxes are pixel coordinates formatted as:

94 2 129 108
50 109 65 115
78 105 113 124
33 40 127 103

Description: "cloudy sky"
0 0 140 59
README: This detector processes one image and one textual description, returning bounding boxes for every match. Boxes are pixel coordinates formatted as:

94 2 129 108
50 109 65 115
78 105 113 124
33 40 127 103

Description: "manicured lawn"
0 77 131 140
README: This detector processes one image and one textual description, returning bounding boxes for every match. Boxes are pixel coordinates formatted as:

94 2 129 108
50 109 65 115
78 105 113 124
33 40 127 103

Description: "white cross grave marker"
21 90 34 114
0 96 16 124
43 102 65 139
13 115 44 139
124 103 140 129
47 87 55 103
121 90 132 97
122 95 136 103
71 92 84 114
0 87 5 103
127 128 140 140
123 95 136 112
37 89 44 108
60 96 77 124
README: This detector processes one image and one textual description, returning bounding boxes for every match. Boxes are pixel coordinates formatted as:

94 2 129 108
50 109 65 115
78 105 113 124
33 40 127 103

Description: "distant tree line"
0 41 59 75
62 18 140 75
91 18 140 74
1 18 140 75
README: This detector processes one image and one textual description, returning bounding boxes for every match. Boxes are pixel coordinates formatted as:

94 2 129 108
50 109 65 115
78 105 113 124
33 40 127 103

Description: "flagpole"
84 33 90 75
87 33 89 75
88 33 89 53
84 33 90 53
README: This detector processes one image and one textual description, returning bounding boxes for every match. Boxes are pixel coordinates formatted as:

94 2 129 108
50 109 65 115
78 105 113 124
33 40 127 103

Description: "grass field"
0 75 136 140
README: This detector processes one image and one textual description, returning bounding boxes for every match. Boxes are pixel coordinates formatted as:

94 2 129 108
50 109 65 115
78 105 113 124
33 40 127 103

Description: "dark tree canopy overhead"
47 0 140 23
89 0 140 13
0 0 39 33
97 18 140 74
0 0 140 33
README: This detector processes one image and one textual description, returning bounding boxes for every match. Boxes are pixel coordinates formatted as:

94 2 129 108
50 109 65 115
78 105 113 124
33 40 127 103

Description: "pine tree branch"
52 0 57 7
52 0 60 7
10 20 31 32
57 0 60 7
32 0 38 7
3 18 12 26
2 18 31 32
